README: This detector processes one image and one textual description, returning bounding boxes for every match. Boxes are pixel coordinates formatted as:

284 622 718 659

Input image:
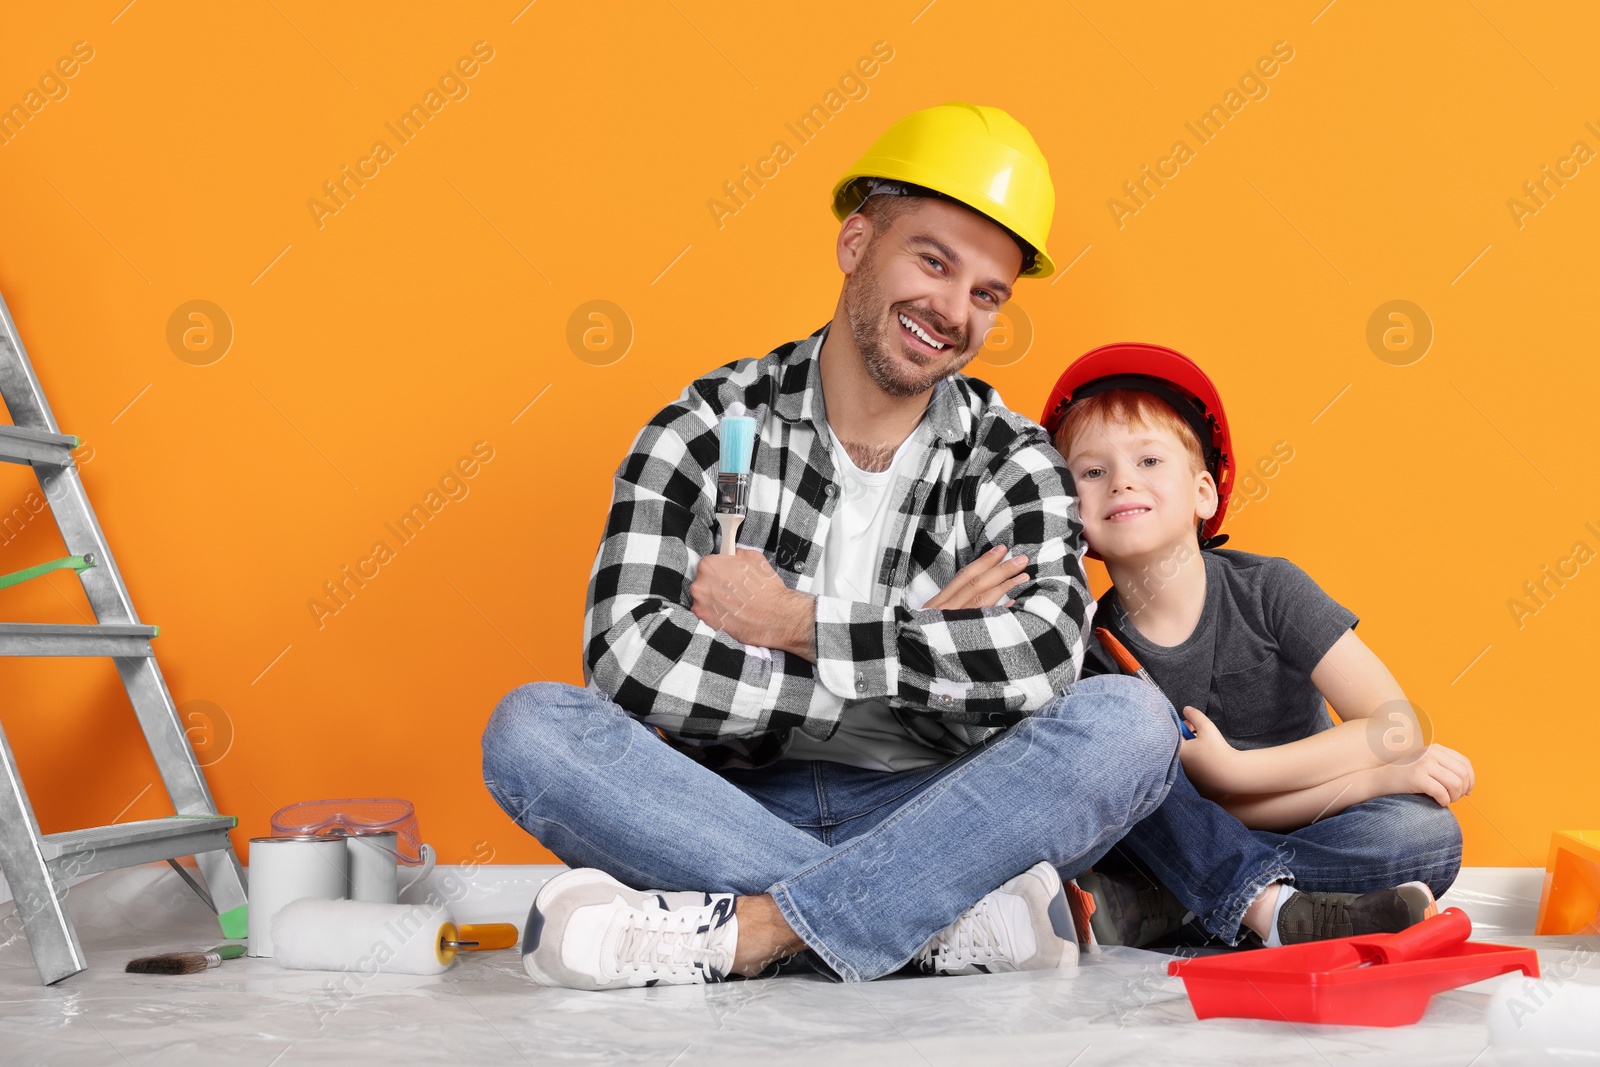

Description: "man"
481 102 1180 990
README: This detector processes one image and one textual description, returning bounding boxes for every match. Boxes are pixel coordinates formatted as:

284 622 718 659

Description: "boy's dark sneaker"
1271 881 1438 946
1069 870 1191 948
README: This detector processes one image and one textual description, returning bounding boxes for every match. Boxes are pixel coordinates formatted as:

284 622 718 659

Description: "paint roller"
272 898 518 976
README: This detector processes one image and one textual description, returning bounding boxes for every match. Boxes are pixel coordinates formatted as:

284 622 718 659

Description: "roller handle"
442 923 519 951
1094 627 1142 675
1352 907 1472 965
1094 628 1195 740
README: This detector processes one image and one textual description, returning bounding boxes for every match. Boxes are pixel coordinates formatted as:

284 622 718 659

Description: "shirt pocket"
1211 657 1288 742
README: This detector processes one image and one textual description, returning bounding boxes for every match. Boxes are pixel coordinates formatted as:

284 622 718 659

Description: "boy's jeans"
482 674 1180 982
1114 760 1464 944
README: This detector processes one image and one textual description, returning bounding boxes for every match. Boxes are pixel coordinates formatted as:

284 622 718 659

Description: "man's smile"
897 310 956 355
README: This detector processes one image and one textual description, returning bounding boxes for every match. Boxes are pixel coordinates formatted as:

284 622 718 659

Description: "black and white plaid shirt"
582 322 1094 769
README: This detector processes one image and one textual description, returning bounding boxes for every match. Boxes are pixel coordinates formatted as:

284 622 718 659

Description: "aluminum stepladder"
0 292 247 984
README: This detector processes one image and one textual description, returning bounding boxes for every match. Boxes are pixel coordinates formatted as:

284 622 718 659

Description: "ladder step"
40 815 238 879
0 424 77 466
0 622 157 657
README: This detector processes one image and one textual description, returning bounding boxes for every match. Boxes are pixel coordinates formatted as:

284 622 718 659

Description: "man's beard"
842 242 974 399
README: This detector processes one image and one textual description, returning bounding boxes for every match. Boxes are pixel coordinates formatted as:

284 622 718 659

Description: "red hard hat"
1040 342 1234 550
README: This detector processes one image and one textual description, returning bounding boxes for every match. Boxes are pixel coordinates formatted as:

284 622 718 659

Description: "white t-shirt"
782 420 950 772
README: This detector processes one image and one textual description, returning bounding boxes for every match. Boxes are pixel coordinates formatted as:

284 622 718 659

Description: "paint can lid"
248 833 347 844
269 798 425 864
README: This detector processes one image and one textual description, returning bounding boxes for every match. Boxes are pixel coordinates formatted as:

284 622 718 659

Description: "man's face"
840 197 1023 399
1064 420 1216 563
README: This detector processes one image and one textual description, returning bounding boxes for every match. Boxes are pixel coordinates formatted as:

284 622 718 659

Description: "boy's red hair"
1052 389 1206 475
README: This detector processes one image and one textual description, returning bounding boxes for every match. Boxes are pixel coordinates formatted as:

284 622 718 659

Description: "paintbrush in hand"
716 402 757 555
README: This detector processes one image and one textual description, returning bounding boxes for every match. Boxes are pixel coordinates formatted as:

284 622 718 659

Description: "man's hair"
1053 389 1206 477
852 182 1038 276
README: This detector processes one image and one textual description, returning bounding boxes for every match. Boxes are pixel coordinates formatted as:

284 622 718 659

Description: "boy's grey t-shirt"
1080 549 1358 749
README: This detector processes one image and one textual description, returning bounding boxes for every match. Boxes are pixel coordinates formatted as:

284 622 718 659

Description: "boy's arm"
1180 630 1475 799
811 431 1092 726
1208 742 1477 830
1208 767 1390 831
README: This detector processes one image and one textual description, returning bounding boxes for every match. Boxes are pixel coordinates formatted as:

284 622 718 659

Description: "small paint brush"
126 943 245 975
1094 626 1196 739
716 402 757 556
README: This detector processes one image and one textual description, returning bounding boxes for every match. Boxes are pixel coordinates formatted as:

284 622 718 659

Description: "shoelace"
920 897 1010 969
609 904 735 981
1303 895 1355 939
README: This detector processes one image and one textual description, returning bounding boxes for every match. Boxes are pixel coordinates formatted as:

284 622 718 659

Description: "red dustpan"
1167 907 1540 1027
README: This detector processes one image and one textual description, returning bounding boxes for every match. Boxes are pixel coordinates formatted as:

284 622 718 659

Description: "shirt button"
940 694 953 704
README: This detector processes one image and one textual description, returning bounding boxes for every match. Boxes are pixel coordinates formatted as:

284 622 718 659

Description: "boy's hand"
924 545 1031 610
1177 706 1251 793
1378 743 1475 807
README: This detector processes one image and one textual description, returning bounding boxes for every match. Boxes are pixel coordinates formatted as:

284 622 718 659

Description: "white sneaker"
912 861 1079 976
522 868 738 990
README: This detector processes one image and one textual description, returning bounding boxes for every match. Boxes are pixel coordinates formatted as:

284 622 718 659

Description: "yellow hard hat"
831 102 1057 278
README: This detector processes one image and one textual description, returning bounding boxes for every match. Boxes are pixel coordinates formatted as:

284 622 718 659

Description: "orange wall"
1 2 1595 869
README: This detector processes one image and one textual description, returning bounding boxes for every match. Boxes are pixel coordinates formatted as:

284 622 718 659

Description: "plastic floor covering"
1 863 1596 1065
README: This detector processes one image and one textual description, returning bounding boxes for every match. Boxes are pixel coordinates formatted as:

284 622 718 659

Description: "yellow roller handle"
454 923 519 951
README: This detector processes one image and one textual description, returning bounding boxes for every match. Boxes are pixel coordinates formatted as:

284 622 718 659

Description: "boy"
1039 342 1471 947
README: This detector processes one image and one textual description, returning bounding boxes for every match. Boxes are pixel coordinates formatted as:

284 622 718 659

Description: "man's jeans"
1109 760 1465 944
481 674 1180 982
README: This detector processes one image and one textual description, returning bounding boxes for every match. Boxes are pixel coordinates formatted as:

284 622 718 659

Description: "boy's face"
1063 419 1217 564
